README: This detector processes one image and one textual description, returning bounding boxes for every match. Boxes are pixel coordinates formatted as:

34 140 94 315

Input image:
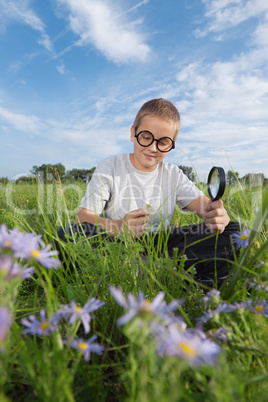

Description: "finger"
206 209 224 219
205 222 224 233
206 215 226 227
205 199 213 212
138 215 150 224
129 214 150 226
137 225 147 236
129 209 150 217
209 199 223 210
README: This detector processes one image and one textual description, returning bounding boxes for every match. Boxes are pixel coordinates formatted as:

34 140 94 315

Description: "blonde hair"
133 98 180 139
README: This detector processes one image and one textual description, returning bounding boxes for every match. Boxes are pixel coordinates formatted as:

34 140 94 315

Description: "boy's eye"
159 139 169 145
141 133 152 140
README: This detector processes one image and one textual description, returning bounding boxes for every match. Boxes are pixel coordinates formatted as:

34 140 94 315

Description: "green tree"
15 175 36 184
241 173 265 186
178 165 195 182
226 170 239 186
0 177 9 185
52 163 66 181
30 163 66 183
65 168 96 182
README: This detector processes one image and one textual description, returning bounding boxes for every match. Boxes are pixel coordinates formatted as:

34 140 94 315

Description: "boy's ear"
130 125 135 142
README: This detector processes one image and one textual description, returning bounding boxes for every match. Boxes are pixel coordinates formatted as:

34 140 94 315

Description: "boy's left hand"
203 199 230 234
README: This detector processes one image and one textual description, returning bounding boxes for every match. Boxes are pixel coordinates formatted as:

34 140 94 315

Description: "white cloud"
251 15 268 47
8 52 38 73
195 0 268 39
56 60 66 75
169 3 268 178
0 106 40 134
0 0 53 51
57 0 151 63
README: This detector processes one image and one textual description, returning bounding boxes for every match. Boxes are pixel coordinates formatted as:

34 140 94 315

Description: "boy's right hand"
121 209 150 237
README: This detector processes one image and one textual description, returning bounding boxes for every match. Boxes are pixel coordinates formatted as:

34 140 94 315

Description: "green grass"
0 179 267 401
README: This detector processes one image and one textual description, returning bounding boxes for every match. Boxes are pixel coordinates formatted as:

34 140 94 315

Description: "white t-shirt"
80 154 203 231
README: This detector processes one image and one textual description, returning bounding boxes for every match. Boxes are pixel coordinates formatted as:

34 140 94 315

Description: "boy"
57 99 239 286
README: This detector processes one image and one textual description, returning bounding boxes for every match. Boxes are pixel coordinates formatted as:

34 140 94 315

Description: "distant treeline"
0 163 267 187
0 164 96 185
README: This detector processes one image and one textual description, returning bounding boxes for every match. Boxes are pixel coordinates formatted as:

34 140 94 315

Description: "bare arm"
187 195 230 234
74 207 150 238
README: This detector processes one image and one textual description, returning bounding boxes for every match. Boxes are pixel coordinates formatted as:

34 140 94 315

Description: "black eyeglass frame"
134 129 175 153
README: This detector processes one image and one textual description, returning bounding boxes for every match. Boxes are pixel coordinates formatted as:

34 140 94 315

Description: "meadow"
0 177 267 401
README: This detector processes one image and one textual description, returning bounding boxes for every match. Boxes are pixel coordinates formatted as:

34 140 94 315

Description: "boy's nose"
147 140 158 152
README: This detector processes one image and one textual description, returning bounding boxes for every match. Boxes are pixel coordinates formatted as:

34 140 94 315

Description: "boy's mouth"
144 153 155 160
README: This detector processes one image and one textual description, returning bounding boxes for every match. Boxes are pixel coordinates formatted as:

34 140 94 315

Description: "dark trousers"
156 221 240 280
55 221 240 285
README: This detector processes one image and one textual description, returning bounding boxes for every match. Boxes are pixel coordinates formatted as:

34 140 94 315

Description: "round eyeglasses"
134 130 175 153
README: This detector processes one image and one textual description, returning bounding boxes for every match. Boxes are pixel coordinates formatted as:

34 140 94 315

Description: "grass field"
0 179 268 401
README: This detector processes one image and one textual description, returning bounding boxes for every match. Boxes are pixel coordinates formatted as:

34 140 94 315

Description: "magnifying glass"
207 167 226 201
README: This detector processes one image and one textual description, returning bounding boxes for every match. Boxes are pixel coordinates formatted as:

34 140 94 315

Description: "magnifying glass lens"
207 167 226 201
209 169 220 199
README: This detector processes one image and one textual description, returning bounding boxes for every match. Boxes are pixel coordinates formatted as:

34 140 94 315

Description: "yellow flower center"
31 249 41 258
139 300 153 313
75 306 82 314
138 300 153 319
39 321 49 330
179 342 197 358
240 234 248 241
78 341 88 351
255 305 264 312
4 240 12 248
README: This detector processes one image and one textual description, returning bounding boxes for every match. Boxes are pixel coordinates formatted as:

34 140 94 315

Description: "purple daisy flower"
247 299 268 317
0 255 13 275
232 229 251 248
208 327 230 342
5 262 35 281
232 301 250 310
62 298 105 334
109 286 182 326
247 278 268 292
197 302 237 324
200 289 221 308
157 323 221 367
0 306 12 343
70 335 104 362
29 244 61 269
1 255 35 280
0 225 25 252
0 225 61 269
14 233 42 259
16 235 61 269
21 309 58 336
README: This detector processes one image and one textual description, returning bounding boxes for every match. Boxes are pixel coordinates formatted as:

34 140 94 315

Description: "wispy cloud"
0 105 40 134
0 0 53 51
56 60 66 75
159 4 268 175
56 0 151 63
173 0 268 141
194 0 268 39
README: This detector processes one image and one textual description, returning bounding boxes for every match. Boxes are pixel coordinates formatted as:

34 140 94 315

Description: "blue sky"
0 0 268 181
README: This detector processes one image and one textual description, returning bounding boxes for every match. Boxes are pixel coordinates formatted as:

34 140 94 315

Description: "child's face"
130 115 177 172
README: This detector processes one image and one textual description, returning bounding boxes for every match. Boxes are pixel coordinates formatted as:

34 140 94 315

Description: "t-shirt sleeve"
79 160 113 214
175 168 204 212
